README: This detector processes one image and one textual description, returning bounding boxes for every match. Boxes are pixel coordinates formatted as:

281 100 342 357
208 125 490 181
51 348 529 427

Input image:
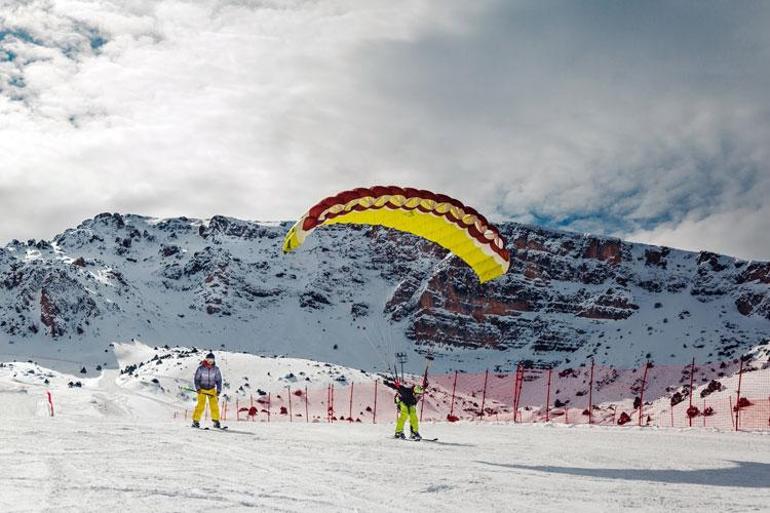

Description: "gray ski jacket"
194 363 222 393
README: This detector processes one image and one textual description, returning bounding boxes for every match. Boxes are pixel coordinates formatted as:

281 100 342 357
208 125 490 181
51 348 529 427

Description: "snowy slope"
0 340 512 429
2 342 769 512
0 341 378 421
0 213 768 375
2 416 769 512
4 340 768 428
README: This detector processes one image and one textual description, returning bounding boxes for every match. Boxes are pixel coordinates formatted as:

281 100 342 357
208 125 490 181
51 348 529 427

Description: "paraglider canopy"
282 186 510 283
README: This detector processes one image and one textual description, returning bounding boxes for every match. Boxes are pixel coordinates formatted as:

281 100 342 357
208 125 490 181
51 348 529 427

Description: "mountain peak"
0 214 767 373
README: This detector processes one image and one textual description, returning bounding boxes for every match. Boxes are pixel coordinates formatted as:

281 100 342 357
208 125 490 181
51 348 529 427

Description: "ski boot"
212 420 222 429
410 431 422 441
191 420 200 428
394 431 406 439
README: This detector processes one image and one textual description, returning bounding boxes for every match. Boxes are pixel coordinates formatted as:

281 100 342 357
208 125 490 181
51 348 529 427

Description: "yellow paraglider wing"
282 186 509 283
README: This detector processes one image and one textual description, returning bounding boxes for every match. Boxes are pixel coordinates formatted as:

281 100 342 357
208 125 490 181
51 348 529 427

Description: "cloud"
0 0 768 260
629 204 770 261
337 1 770 256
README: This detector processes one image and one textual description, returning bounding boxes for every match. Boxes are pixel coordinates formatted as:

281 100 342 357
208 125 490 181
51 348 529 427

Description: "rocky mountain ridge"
0 213 768 373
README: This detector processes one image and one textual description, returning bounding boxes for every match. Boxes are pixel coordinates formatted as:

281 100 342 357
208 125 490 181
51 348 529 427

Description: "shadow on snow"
477 461 770 488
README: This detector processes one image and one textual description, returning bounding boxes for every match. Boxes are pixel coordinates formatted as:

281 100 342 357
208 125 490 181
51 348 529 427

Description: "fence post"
449 371 458 419
288 386 293 422
267 392 271 423
638 362 650 427
513 365 524 423
331 384 335 423
480 369 489 418
545 368 552 422
510 368 517 422
729 396 735 430
588 359 594 425
688 357 695 428
46 391 55 417
735 358 744 432
373 380 378 424
703 398 707 428
348 383 354 422
305 386 309 423
236 398 240 422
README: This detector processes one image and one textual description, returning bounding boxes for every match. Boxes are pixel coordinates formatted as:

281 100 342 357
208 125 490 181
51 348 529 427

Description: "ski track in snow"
2 420 769 513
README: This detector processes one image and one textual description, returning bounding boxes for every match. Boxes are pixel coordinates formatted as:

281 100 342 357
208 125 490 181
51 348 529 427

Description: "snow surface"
2 343 770 512
2 418 769 512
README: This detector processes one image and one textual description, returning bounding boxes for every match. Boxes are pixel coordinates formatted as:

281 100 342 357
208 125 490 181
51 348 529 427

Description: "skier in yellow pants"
384 378 425 440
396 401 420 436
192 388 220 425
191 352 223 429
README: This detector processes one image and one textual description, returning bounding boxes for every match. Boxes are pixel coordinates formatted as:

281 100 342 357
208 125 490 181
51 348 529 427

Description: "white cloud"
0 0 769 261
629 205 770 261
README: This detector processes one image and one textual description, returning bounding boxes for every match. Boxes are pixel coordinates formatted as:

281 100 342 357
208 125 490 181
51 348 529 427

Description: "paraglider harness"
384 379 424 407
384 355 431 409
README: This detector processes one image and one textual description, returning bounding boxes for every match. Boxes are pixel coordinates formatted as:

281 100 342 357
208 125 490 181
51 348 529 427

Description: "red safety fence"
175 356 770 432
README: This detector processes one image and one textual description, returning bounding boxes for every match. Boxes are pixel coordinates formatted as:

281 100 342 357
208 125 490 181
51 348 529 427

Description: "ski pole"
180 386 218 397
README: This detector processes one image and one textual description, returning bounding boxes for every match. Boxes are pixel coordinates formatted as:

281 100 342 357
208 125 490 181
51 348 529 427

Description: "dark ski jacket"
384 379 424 406
194 361 222 393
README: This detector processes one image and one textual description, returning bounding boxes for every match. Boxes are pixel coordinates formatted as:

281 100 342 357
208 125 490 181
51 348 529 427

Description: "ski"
202 426 259 436
191 424 229 431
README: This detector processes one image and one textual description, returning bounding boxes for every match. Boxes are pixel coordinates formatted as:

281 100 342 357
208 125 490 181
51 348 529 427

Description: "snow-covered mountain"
0 212 768 373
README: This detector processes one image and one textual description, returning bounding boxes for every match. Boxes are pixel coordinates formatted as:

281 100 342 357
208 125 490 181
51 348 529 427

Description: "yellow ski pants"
395 402 419 434
192 388 220 422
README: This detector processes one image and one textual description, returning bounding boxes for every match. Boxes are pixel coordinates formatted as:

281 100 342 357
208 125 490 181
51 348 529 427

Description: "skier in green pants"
384 378 425 440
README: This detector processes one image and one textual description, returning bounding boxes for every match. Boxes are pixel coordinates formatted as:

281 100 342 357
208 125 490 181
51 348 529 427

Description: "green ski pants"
395 402 419 434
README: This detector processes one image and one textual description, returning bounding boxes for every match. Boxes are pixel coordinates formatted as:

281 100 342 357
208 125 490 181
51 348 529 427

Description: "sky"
1 0 769 260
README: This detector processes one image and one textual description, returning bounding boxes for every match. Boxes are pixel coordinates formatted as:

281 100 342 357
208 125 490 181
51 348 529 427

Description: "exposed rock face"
0 265 98 338
0 213 768 371
582 238 623 265
576 289 640 321
737 262 770 285
379 223 769 360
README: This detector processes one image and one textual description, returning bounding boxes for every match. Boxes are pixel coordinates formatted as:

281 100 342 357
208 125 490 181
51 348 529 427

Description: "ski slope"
2 419 769 513
2 343 769 512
